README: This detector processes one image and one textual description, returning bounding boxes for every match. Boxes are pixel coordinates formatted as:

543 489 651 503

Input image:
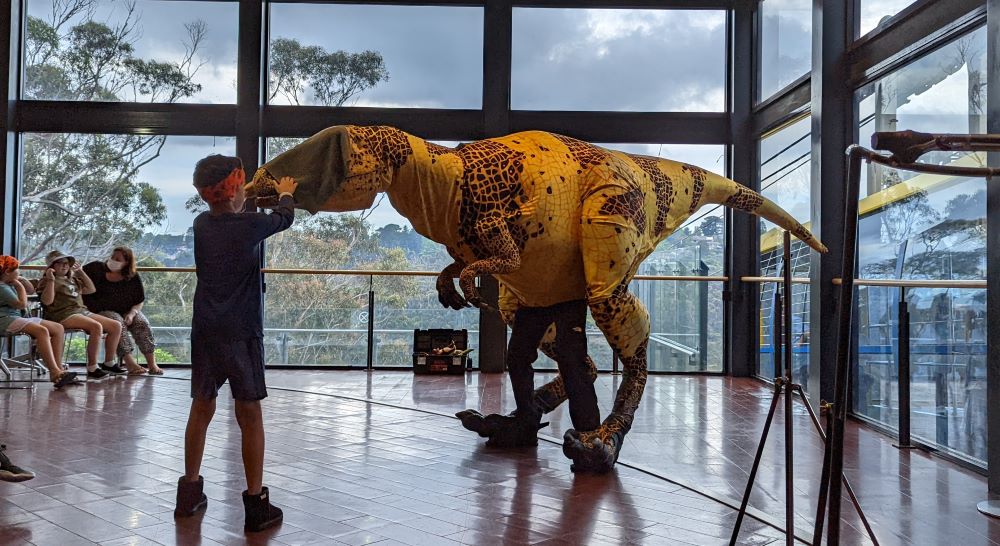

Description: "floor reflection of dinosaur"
250 125 825 472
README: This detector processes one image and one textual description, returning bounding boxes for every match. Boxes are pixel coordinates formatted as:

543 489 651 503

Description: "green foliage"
153 348 178 363
20 0 204 262
268 38 389 106
64 335 88 363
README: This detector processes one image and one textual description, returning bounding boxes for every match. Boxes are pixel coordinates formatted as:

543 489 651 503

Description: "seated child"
36 250 122 380
0 255 79 388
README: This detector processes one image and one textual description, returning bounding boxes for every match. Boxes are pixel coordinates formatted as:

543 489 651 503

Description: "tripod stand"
729 231 877 546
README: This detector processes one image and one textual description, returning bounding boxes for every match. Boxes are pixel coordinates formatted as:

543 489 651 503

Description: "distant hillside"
134 230 194 267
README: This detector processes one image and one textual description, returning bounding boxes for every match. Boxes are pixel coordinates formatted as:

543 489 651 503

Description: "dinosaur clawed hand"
455 409 547 448
562 427 623 474
437 283 471 310
457 274 495 312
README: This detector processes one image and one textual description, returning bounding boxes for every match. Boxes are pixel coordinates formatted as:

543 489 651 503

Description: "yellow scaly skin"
251 125 826 472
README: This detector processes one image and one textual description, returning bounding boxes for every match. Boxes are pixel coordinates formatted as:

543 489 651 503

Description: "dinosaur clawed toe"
455 409 546 448
562 428 622 474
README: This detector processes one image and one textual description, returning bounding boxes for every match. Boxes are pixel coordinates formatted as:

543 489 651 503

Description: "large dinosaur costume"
248 125 826 472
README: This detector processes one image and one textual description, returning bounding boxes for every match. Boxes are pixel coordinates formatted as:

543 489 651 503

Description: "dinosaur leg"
533 334 599 414
562 188 650 473
485 290 597 414
457 304 551 448
563 286 649 473
546 300 600 431
499 285 594 414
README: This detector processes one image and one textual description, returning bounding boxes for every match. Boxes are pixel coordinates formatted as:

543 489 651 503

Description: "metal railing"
742 274 988 468
18 265 728 371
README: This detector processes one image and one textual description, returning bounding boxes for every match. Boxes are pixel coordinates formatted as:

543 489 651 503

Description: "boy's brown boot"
174 476 208 517
243 487 283 532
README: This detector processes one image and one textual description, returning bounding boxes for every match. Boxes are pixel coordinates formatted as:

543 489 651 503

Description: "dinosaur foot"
562 427 624 474
455 409 546 448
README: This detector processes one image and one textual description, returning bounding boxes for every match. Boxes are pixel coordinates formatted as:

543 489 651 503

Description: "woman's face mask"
106 259 125 272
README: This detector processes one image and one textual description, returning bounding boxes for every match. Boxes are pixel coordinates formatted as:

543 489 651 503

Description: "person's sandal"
52 371 81 389
127 365 148 376
146 367 164 376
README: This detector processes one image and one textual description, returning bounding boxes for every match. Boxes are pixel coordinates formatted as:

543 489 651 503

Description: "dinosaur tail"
700 170 828 253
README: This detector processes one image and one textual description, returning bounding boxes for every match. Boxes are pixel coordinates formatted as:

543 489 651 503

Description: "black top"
191 195 294 342
82 261 145 316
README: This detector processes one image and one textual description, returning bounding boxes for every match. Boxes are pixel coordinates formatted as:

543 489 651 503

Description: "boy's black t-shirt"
192 196 294 342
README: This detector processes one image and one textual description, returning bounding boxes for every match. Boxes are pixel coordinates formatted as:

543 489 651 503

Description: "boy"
174 155 296 533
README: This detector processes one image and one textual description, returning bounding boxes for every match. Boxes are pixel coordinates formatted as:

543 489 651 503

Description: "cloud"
511 8 727 111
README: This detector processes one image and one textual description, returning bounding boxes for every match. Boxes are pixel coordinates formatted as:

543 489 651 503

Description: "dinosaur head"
246 125 387 213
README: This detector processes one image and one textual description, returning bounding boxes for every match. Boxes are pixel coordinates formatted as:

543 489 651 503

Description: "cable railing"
742 276 986 288
744 272 987 468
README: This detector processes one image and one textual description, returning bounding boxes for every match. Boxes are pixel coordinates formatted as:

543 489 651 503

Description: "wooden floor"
0 369 997 545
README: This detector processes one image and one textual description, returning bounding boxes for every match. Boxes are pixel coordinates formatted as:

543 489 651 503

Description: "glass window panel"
263 137 462 366
19 132 235 365
373 277 479 369
23 0 237 103
859 0 918 37
853 27 987 465
759 0 811 100
511 8 726 112
757 116 811 385
268 4 482 108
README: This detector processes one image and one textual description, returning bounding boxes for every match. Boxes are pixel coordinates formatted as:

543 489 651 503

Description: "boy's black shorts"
190 337 268 401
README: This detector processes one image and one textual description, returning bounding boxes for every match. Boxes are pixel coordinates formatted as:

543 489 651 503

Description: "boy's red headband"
198 168 245 205
0 256 19 273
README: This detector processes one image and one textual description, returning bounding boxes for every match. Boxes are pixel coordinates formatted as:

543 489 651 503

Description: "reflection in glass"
859 0 918 37
757 117 811 386
23 0 238 103
853 27 987 464
511 9 726 112
268 4 482 108
759 0 811 100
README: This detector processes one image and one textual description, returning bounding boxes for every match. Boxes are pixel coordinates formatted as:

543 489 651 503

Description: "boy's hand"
43 268 55 281
274 176 298 196
70 262 83 275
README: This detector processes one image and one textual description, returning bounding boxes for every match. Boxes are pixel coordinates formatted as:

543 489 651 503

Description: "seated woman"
37 250 121 380
0 255 79 388
83 246 163 375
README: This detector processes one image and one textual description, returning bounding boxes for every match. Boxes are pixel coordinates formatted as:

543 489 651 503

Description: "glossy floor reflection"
1 372 793 545
259 370 1000 546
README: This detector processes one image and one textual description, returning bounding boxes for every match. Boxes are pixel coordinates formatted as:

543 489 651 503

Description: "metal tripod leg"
791 384 878 545
729 379 785 546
